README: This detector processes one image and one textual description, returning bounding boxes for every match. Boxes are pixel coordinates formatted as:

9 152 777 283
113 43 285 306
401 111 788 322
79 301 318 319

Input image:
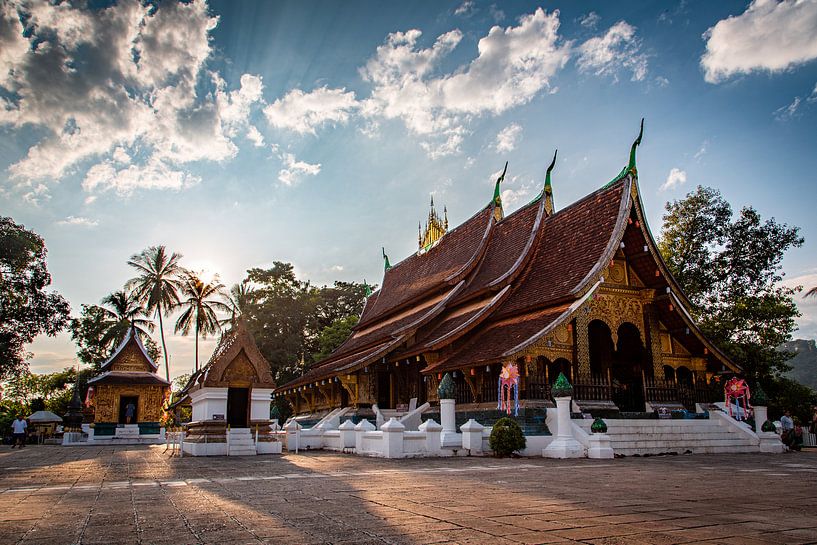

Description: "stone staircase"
227 428 257 456
575 418 758 456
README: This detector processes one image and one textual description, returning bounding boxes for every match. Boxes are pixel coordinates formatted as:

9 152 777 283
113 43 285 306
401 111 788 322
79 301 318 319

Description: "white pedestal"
587 433 614 459
440 399 460 447
543 396 584 459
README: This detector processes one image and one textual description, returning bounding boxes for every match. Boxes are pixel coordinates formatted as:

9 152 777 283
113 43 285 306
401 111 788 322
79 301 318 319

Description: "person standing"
11 415 27 448
125 401 136 424
810 406 817 436
780 410 794 449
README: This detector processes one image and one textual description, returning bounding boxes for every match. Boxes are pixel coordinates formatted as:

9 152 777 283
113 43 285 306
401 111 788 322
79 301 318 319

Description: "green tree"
99 290 155 348
659 186 804 382
127 246 183 381
221 280 255 327
70 303 160 372
314 315 358 361
174 272 230 371
0 216 70 379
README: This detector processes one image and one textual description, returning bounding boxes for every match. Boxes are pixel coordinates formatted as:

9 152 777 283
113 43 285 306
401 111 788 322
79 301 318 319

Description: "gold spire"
419 196 448 250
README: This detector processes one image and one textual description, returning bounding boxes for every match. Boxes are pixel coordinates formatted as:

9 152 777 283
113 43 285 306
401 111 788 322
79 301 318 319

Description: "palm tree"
99 290 155 350
174 271 231 371
127 246 183 381
221 280 255 327
807 286 817 298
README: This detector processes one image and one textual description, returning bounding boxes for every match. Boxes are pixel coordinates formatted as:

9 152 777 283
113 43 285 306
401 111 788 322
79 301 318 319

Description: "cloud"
660 168 687 191
577 21 648 82
360 8 571 158
495 123 522 153
0 0 264 197
246 125 265 147
809 82 817 102
693 140 708 161
701 0 817 84
454 1 475 17
781 271 817 340
579 12 601 30
277 152 321 186
58 216 98 227
774 96 802 121
264 86 358 135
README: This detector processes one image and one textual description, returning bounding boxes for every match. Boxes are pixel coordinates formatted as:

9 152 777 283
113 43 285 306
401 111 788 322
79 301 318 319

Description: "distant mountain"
780 339 817 390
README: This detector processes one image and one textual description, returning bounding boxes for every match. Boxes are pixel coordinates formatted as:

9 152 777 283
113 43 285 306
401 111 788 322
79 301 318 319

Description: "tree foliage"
238 262 370 385
70 303 160 372
0 217 70 379
658 186 804 381
314 315 359 361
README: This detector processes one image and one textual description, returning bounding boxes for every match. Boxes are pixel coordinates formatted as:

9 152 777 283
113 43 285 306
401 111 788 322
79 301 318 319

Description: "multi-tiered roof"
278 123 739 391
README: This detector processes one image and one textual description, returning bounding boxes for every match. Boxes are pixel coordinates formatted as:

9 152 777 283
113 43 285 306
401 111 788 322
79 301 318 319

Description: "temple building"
86 328 170 442
175 321 279 455
276 123 740 418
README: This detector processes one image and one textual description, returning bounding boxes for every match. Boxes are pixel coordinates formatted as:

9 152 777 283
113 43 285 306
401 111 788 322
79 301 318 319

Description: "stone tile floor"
0 446 815 544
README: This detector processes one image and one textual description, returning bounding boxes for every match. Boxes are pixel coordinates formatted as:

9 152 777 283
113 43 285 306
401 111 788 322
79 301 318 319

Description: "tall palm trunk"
195 319 199 372
157 309 170 381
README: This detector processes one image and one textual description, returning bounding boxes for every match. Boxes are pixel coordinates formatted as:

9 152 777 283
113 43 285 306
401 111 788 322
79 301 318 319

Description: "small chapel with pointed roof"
276 122 740 418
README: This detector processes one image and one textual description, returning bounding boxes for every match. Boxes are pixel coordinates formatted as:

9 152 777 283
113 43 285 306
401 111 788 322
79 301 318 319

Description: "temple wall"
93 383 165 423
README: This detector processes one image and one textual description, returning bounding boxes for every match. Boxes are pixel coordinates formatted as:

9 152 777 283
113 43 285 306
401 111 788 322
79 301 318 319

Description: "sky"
2 0 816 380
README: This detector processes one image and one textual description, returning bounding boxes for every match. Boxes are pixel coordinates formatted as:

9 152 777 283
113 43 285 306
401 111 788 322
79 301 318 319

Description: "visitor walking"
780 410 794 450
125 401 136 424
810 406 817 436
11 415 27 448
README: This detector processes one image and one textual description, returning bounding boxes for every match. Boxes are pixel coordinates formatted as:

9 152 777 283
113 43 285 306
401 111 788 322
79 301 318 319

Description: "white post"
419 419 442 455
179 431 184 458
355 419 376 454
440 398 457 447
381 417 405 458
460 419 484 454
543 396 584 458
754 405 784 453
754 406 768 433
284 420 302 452
339 419 356 449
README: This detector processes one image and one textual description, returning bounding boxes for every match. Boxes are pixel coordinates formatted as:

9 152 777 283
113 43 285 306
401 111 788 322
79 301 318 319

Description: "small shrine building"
86 328 170 440
176 321 278 455
276 123 741 418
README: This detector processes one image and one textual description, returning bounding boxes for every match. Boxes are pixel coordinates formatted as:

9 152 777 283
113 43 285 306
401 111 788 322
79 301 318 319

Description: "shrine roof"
458 197 543 300
495 178 629 316
87 371 170 386
358 207 493 326
424 305 571 373
99 328 158 372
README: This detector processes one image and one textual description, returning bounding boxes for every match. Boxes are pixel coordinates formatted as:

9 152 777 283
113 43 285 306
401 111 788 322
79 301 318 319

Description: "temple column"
574 314 591 381
644 304 664 378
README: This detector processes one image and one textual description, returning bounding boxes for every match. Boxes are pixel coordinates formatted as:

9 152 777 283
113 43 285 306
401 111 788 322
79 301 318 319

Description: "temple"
86 327 170 442
174 320 280 455
276 123 741 421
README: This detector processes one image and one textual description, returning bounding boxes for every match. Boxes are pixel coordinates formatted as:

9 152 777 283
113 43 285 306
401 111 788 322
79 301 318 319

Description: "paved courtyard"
0 446 815 545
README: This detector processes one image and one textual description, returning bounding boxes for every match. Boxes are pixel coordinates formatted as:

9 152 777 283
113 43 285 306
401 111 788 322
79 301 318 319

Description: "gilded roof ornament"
493 161 508 222
627 118 644 177
419 195 448 251
544 149 557 216
382 247 391 271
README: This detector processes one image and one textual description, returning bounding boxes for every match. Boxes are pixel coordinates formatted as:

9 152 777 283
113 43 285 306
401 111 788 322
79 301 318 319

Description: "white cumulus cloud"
58 216 99 227
264 86 358 135
660 168 687 191
701 0 817 84
360 8 571 158
495 123 522 153
578 21 648 82
277 153 321 186
0 0 264 198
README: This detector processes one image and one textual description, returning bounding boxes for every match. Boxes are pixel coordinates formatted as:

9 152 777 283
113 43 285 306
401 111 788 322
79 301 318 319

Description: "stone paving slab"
0 446 816 544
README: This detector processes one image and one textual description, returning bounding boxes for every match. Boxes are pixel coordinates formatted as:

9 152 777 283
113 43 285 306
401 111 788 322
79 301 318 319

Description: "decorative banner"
84 386 94 409
497 362 520 416
724 377 751 421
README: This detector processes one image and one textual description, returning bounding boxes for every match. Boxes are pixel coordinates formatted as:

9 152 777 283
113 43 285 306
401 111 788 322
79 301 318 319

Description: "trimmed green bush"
489 417 526 457
761 420 776 433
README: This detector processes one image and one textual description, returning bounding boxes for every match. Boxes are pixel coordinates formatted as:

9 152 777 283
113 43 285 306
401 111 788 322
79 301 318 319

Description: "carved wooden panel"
92 384 166 423
110 342 152 373
221 350 259 386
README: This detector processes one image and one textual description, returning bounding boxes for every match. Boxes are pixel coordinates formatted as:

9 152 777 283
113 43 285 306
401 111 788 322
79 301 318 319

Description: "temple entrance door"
612 323 646 412
376 371 391 409
119 396 138 424
227 387 249 427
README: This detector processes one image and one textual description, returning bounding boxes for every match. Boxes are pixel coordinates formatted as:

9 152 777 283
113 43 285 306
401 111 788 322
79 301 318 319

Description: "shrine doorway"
613 322 646 412
588 320 614 377
118 396 138 424
227 387 249 428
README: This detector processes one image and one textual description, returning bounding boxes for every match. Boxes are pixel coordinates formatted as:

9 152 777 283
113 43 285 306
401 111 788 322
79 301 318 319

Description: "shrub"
489 417 526 457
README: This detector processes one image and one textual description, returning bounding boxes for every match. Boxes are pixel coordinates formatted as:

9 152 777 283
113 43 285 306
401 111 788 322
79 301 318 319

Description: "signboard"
212 414 225 421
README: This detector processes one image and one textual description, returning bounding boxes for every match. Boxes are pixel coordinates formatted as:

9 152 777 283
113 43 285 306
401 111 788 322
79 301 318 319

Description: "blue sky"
2 0 816 378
